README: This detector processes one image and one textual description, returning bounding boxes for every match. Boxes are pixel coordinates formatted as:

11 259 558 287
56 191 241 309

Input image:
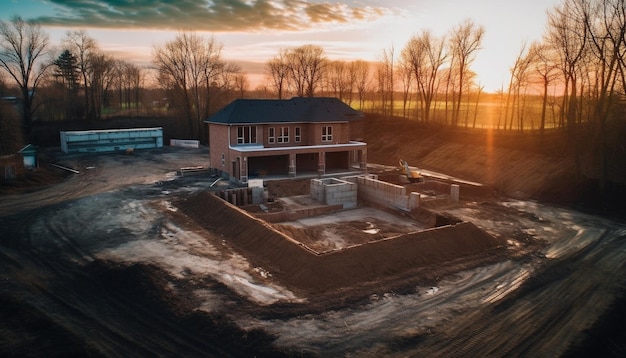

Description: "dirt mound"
176 191 507 295
364 116 626 214
265 178 310 198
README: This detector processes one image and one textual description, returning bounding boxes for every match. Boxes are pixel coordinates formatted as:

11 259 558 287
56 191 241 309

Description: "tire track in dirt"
378 221 626 357
3 146 625 356
1 187 288 357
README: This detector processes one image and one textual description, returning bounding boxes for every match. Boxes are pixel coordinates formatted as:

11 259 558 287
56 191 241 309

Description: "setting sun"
1 0 559 93
2 1 626 357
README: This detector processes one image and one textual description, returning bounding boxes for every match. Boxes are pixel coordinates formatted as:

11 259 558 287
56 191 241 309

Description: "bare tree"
378 45 395 117
204 61 241 112
351 60 371 109
233 72 249 99
401 30 447 122
202 46 231 121
441 66 457 126
265 50 290 99
286 45 327 97
0 73 23 153
580 0 626 192
86 52 115 120
64 30 98 120
528 42 561 134
344 60 360 105
546 0 589 177
0 16 51 139
547 1 588 129
396 56 413 118
506 42 534 131
112 60 143 115
472 82 484 128
153 32 227 139
326 60 349 101
449 19 485 126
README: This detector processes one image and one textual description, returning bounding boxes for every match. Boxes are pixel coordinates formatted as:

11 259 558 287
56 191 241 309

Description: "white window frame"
237 126 256 144
277 126 289 143
268 127 275 144
322 126 333 142
295 126 301 143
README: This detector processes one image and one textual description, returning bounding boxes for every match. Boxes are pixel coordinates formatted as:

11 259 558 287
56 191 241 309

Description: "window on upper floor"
268 127 275 144
322 126 333 142
237 126 256 144
277 127 289 143
295 127 301 143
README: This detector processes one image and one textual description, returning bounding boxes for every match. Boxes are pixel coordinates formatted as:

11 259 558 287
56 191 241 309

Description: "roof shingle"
205 97 363 124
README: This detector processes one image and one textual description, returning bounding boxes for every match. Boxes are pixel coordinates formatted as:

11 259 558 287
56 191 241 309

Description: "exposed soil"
1 117 625 357
364 115 626 215
0 151 70 195
174 191 507 299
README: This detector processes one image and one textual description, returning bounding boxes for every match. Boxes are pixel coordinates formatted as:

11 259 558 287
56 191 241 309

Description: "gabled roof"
205 97 363 125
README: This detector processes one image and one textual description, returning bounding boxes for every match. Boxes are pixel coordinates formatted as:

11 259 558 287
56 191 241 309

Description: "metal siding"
60 128 163 153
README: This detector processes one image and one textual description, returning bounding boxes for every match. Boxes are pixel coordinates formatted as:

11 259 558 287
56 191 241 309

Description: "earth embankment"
363 115 626 213
176 191 506 296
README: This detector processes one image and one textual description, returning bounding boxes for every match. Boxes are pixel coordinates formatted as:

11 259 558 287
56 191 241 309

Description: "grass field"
354 96 562 131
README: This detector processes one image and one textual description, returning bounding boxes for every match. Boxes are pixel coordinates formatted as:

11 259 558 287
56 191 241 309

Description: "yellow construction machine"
399 159 424 183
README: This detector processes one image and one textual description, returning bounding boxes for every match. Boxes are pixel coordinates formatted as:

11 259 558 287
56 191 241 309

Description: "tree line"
1 0 625 190
0 22 248 146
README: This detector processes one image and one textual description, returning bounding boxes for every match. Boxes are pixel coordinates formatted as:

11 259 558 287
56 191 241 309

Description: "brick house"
205 97 367 183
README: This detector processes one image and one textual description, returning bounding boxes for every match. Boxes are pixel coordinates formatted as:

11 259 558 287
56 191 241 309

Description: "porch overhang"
229 141 367 155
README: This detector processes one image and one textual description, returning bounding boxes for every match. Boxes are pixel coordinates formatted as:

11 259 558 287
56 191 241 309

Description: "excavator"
399 159 424 183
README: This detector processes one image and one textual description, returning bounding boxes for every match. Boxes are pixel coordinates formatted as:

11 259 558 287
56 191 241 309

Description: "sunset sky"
1 0 562 93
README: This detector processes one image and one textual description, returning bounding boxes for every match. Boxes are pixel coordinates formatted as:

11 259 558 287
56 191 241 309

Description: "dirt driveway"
1 147 625 357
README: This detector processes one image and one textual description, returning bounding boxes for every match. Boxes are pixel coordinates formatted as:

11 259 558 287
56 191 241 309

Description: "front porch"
228 142 367 184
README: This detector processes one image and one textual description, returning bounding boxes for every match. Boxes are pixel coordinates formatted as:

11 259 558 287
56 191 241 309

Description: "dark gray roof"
205 97 363 124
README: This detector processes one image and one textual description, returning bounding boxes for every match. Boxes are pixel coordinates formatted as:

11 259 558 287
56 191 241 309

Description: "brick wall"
208 124 229 171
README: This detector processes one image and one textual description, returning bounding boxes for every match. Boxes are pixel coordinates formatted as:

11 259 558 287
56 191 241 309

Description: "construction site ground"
1 144 626 357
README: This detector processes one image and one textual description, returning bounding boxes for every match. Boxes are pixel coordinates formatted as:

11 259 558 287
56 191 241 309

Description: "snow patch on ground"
96 207 302 306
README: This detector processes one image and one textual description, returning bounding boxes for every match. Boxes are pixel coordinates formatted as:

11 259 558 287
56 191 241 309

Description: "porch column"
317 151 326 176
359 148 367 171
288 153 296 177
241 156 249 183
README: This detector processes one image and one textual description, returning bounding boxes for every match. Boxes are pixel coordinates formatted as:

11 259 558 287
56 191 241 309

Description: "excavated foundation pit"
245 194 462 254
175 188 505 295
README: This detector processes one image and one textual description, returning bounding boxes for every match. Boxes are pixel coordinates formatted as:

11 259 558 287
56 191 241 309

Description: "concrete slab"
275 207 427 251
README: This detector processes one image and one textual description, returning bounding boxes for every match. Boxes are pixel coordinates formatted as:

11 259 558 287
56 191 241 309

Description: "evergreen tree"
53 49 81 120
54 49 80 92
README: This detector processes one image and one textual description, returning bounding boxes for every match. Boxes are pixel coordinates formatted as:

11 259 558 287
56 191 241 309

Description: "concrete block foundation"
310 177 357 209
354 175 418 211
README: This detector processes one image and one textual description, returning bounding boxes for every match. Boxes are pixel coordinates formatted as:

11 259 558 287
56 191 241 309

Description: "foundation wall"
355 176 419 211
215 187 265 206
414 180 451 196
177 191 505 292
254 204 344 223
310 177 357 209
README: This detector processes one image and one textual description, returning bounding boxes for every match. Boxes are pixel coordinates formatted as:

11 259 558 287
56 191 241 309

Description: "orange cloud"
35 0 392 32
